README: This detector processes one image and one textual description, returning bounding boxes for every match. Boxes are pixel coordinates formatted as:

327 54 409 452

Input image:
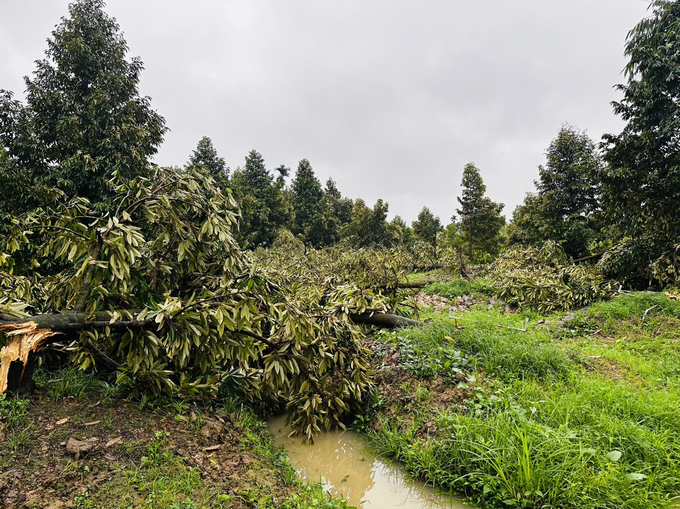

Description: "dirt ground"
0 390 295 508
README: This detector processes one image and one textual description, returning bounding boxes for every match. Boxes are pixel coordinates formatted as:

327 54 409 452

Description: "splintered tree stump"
0 321 61 396
4 355 37 395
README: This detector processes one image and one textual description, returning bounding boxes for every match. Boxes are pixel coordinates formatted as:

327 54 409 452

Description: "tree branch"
73 236 102 312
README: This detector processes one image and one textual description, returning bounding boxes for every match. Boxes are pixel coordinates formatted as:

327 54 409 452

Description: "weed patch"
394 311 572 381
424 278 495 299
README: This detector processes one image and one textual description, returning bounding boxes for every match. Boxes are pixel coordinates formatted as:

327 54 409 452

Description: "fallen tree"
0 167 417 438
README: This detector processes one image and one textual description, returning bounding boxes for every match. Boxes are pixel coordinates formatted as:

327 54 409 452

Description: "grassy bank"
365 291 680 508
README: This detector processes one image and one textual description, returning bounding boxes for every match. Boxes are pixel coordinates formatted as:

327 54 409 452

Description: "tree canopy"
412 207 443 254
230 150 290 248
187 136 228 188
509 125 602 259
455 163 505 262
600 0 680 286
0 0 166 210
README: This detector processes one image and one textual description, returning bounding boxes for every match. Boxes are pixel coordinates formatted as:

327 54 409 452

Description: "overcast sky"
0 1 652 223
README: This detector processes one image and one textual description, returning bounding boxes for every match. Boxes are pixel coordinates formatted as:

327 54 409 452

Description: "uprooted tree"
0 167 421 438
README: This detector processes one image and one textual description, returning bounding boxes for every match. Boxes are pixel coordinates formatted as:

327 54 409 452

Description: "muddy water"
268 416 473 509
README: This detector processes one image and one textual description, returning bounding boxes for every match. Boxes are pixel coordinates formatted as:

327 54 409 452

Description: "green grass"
369 292 680 508
424 277 495 299
371 379 680 508
394 310 572 381
0 393 32 454
35 366 116 401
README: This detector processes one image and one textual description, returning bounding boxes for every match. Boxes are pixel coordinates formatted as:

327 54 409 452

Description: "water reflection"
268 416 472 508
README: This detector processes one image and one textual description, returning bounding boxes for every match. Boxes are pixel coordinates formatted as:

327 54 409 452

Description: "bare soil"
0 390 295 508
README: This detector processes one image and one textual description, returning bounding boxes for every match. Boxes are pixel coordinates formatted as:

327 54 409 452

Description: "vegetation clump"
486 242 618 313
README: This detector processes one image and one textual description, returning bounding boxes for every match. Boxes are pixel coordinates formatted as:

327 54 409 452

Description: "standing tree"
0 0 166 208
391 215 415 246
509 125 603 259
291 159 330 247
412 207 443 254
230 150 290 248
341 199 397 248
455 163 505 262
601 0 680 285
187 136 229 188
325 178 354 230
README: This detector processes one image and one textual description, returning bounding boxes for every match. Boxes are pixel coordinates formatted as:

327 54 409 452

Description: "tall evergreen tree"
601 0 680 285
391 215 415 246
341 199 397 248
187 136 228 187
508 125 602 258
325 178 354 227
230 150 290 247
455 163 505 262
291 159 324 237
0 0 166 208
412 207 443 253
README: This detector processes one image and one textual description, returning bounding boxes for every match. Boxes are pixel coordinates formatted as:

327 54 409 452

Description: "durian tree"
0 167 377 439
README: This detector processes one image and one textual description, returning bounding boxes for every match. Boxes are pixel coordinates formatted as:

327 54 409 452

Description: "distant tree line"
3 0 680 288
185 137 508 261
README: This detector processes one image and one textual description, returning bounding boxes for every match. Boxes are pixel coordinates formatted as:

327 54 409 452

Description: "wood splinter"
0 321 62 395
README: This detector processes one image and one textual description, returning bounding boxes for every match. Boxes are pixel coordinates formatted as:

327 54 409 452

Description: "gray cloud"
0 0 652 223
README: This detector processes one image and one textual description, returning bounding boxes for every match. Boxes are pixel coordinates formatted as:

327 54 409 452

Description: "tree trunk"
0 313 145 395
350 312 423 329
0 323 62 394
4 355 37 396
0 309 422 395
378 282 428 290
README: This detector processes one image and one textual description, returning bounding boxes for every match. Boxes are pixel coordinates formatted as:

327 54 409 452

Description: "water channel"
268 416 474 509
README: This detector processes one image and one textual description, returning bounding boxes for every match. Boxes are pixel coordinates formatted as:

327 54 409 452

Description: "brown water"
268 416 473 509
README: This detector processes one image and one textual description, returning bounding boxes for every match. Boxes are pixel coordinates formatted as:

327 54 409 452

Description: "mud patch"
368 340 475 439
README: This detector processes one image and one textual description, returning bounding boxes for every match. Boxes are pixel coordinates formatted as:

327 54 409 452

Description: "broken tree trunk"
0 322 62 395
0 309 422 395
378 281 428 290
0 312 149 395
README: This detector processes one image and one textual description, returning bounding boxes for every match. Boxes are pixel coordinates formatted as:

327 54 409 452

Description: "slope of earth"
0 372 349 509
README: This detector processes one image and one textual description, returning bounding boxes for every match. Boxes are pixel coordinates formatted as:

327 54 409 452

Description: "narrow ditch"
268 416 474 508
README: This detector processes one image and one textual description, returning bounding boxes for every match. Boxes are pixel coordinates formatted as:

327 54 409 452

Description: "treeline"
185 138 506 261
2 0 680 290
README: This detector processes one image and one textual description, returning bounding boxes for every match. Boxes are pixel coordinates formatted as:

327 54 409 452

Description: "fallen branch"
377 281 428 290
642 305 657 321
573 252 605 264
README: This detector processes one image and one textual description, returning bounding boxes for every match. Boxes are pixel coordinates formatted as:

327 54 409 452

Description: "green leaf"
605 450 622 462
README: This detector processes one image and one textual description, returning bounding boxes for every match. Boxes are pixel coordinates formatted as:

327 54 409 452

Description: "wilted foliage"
0 167 381 439
487 242 618 313
255 232 437 290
